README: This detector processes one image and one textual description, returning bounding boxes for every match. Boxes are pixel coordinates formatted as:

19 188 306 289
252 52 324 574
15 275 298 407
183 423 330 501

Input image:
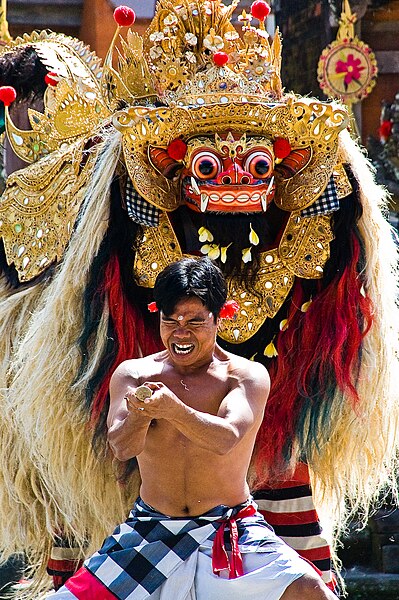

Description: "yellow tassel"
301 299 312 312
264 340 278 357
249 223 259 246
242 247 252 263
198 226 214 243
220 243 232 264
279 318 288 331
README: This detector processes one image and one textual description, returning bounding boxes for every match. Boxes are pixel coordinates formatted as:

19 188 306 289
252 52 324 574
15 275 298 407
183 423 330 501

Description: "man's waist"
133 495 254 521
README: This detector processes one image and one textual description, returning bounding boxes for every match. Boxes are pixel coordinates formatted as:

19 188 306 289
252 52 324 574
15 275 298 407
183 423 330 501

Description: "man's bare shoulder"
111 351 167 382
217 347 270 389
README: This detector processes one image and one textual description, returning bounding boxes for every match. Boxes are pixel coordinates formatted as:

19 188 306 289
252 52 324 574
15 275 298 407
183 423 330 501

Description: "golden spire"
0 0 11 43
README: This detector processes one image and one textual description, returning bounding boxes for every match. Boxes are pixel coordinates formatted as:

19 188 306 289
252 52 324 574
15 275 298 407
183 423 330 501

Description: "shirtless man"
51 258 336 600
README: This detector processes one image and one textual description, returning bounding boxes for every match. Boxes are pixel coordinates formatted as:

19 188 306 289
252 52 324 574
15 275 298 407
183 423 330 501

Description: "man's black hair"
153 257 227 321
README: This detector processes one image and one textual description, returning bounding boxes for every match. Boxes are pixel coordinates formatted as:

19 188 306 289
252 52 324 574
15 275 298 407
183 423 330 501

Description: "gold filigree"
133 213 188 287
333 162 352 198
115 99 348 212
273 102 349 211
101 30 157 110
0 30 103 77
116 106 193 210
6 78 109 164
0 140 96 281
3 31 109 163
279 213 333 278
0 0 11 43
134 210 333 343
143 0 283 105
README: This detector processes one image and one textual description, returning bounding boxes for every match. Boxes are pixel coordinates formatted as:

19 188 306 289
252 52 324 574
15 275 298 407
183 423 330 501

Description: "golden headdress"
0 0 348 285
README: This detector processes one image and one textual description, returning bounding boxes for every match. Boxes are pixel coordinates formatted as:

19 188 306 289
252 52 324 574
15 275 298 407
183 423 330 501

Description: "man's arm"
128 361 269 455
107 361 153 461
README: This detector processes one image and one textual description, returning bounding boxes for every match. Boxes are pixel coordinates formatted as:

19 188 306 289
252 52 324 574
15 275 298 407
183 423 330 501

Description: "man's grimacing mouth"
172 343 195 355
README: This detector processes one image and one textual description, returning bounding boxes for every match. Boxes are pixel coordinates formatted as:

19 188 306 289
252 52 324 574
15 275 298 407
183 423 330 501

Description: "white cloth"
134 536 316 600
47 499 319 600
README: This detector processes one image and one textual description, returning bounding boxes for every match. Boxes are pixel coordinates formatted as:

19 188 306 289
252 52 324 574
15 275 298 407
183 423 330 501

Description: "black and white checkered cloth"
300 176 339 218
125 178 160 227
84 497 266 600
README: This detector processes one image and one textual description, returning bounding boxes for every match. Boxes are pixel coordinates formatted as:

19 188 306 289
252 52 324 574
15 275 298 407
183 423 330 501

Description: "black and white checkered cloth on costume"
85 497 269 600
300 175 340 218
125 174 339 225
125 178 160 227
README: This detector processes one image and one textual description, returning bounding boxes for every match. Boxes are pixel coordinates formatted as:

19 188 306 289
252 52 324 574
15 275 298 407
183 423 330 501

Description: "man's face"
160 297 218 368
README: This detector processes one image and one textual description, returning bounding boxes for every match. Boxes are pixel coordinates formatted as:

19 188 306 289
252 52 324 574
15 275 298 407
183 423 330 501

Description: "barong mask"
0 0 351 343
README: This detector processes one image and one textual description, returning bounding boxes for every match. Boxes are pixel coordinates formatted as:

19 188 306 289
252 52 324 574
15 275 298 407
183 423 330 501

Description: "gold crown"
0 0 349 284
100 0 282 110
143 0 283 105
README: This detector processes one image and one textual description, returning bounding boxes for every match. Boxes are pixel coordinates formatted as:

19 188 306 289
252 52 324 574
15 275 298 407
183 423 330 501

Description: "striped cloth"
47 538 84 591
253 463 334 586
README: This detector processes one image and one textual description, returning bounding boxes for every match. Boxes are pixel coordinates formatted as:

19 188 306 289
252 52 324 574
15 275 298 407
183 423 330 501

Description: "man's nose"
216 162 254 185
173 327 191 338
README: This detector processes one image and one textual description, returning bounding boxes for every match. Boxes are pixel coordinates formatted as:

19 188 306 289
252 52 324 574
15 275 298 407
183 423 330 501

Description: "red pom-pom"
219 300 240 320
378 120 392 141
167 139 188 161
273 137 292 159
0 86 17 107
147 302 158 313
251 1 271 21
45 71 59 87
113 6 136 27
213 52 229 67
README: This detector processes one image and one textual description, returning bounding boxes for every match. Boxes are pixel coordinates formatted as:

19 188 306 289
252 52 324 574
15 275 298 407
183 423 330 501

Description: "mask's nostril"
241 176 251 184
222 176 232 184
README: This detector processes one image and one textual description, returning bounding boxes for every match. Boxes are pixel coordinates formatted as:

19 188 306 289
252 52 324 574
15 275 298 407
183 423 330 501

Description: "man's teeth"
173 343 194 355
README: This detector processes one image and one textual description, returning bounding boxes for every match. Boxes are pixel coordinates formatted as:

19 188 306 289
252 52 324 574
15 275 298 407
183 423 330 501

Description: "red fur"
90 254 162 424
255 233 374 478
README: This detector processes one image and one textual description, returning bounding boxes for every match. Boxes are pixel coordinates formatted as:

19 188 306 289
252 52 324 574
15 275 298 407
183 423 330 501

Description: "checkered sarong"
82 497 255 600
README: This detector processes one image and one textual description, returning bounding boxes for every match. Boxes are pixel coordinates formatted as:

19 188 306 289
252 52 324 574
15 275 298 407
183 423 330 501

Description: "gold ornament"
134 211 333 344
318 0 378 106
0 0 348 286
0 140 97 281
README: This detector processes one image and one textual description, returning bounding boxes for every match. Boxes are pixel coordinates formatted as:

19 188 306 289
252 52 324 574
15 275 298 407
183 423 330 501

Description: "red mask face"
181 132 276 213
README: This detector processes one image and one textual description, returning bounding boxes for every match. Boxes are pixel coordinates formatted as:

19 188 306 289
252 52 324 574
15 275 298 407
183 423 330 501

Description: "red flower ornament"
167 139 188 161
147 302 158 313
0 86 17 107
114 6 136 27
378 120 392 143
335 53 365 86
213 52 229 67
251 1 271 22
273 138 291 160
219 300 240 319
45 72 59 87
